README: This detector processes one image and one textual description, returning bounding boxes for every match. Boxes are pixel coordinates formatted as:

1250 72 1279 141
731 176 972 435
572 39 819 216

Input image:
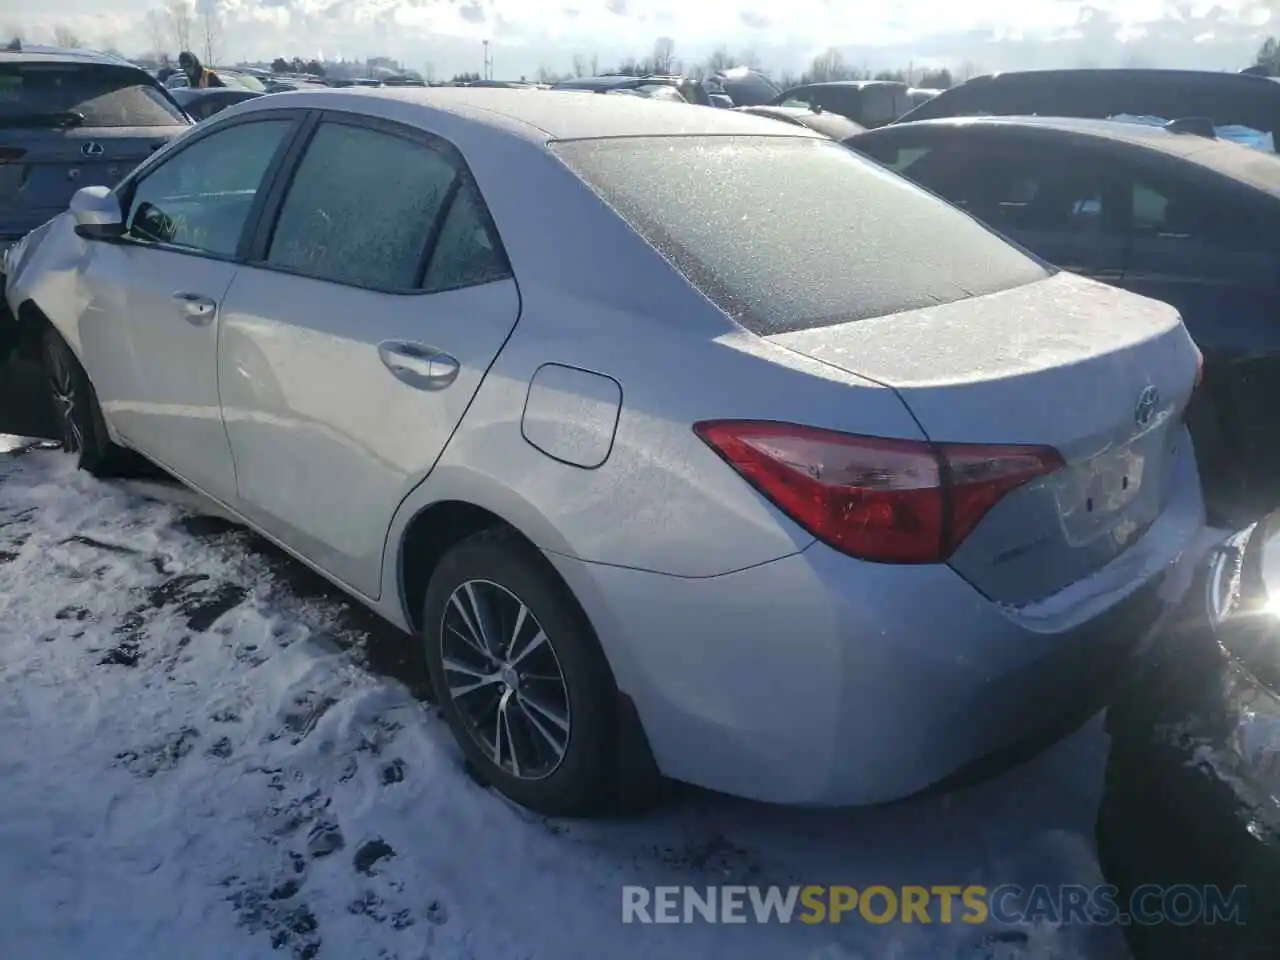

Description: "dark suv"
0 44 190 278
896 68 1280 150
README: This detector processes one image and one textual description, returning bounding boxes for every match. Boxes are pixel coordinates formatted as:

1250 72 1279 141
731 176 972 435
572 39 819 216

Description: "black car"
0 42 190 361
896 68 1280 152
770 79 913 127
845 116 1280 523
705 67 780 107
1097 517 1280 958
169 86 262 122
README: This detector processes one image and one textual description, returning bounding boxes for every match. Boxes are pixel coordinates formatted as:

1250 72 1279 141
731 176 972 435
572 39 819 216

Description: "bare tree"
422 62 436 83
571 53 587 77
589 52 599 75
701 47 736 75
806 47 847 83
650 36 675 74
52 25 83 48
145 9 168 56
198 0 223 66
3 24 21 45
165 0 195 54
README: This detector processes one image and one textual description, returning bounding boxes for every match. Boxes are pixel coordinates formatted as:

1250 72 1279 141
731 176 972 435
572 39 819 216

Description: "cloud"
10 0 1279 79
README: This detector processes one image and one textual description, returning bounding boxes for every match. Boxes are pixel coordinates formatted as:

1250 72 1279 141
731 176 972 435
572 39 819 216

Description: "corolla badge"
80 141 104 157
1134 385 1159 427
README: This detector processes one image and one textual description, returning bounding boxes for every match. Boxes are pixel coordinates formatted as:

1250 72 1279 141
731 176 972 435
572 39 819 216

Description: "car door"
76 113 300 501
888 132 1128 281
1114 167 1280 515
218 113 520 597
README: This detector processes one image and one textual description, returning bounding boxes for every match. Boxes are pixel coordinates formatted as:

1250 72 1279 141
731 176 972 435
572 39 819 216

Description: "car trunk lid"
767 272 1200 605
0 127 179 235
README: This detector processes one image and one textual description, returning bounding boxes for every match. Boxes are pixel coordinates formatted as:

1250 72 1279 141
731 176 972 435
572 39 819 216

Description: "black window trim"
242 108 514 297
102 108 311 265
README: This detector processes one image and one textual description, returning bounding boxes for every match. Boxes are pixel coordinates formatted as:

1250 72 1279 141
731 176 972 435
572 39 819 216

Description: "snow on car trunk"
769 273 1201 606
0 439 1123 960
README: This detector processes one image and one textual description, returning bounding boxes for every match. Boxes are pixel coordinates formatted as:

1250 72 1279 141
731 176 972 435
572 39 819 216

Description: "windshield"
0 63 187 127
554 136 1048 335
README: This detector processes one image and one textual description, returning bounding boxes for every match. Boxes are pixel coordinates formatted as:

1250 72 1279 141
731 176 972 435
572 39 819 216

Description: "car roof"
739 105 811 120
965 67 1280 89
787 80 907 89
873 115 1280 198
0 45 143 70
239 86 823 142
552 75 677 90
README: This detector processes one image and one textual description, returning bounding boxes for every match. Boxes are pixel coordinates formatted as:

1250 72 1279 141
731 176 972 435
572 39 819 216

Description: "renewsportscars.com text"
621 884 1249 926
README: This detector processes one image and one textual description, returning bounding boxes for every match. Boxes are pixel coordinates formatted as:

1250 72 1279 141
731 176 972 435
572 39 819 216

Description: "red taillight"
693 420 1064 564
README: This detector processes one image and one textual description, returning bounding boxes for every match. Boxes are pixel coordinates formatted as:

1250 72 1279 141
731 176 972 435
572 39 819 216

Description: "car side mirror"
71 185 126 240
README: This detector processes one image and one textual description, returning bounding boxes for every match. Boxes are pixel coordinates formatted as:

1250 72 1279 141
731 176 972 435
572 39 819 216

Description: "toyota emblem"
81 141 104 157
1134 385 1159 427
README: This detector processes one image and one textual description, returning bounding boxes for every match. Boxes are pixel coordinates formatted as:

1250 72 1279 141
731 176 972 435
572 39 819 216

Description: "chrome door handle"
377 340 460 390
172 291 216 325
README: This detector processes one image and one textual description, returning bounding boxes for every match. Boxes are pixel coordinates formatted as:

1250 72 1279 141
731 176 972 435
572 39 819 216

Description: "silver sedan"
4 88 1207 815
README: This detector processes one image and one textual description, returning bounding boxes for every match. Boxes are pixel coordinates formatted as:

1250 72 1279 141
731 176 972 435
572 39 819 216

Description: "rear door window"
858 86 905 126
812 88 863 120
554 135 1048 335
265 120 458 290
0 63 187 128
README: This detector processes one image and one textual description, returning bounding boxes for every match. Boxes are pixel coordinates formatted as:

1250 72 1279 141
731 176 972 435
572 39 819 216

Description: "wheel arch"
387 466 583 635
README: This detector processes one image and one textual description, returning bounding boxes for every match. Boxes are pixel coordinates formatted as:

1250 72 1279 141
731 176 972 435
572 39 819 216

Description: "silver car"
4 88 1207 816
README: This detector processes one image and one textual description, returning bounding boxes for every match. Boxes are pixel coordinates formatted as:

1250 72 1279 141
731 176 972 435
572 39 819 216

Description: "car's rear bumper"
549 433 1209 807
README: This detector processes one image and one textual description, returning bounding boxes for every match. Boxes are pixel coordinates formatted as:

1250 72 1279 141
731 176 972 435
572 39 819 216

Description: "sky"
3 0 1280 80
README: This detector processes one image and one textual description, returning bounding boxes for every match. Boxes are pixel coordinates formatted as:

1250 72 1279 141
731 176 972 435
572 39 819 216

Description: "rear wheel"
41 326 139 478
422 528 622 817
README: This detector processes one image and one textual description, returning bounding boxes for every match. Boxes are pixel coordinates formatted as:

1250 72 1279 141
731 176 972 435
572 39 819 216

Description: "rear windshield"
553 136 1049 335
0 63 187 127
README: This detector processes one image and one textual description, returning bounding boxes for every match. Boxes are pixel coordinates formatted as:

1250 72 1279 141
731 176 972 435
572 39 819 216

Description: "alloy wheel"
439 579 571 780
45 343 82 454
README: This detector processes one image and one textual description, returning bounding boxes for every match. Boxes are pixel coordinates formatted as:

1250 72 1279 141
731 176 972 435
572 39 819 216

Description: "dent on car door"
218 117 520 597
77 115 297 500
1117 174 1280 517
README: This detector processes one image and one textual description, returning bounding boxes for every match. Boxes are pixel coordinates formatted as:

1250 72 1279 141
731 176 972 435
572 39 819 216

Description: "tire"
422 527 621 817
40 326 139 478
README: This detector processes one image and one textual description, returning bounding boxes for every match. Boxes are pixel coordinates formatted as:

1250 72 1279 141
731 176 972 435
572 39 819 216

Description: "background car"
770 79 913 127
0 42 190 363
704 66 781 107
845 115 1280 524
907 87 942 108
896 67 1280 153
5 89 1205 819
550 73 712 105
170 86 263 122
1097 516 1280 958
734 103 865 139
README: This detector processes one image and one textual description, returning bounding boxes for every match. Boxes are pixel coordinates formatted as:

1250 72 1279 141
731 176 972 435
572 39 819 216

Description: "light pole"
482 39 492 80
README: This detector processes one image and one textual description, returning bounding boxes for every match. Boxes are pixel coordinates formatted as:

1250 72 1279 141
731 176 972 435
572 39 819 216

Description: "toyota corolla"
4 88 1207 815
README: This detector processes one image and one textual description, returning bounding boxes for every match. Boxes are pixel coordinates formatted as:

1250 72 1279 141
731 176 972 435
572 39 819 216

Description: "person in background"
178 51 224 88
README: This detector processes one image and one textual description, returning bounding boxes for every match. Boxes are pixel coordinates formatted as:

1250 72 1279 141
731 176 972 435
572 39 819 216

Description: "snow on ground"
0 437 1130 960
